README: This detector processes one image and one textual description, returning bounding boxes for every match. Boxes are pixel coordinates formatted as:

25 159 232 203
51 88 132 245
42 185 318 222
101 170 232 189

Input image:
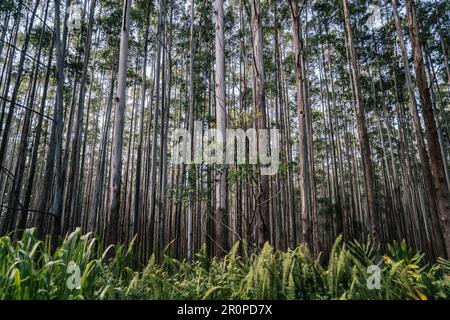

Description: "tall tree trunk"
187 0 195 261
148 4 163 255
342 0 378 241
289 0 312 248
214 0 228 256
64 0 97 233
158 7 172 256
134 6 150 264
406 0 450 258
107 0 132 246
51 0 66 242
250 0 270 249
90 74 115 232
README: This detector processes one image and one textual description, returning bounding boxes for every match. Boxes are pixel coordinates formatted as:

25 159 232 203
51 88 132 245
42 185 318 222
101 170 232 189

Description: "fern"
1 228 448 300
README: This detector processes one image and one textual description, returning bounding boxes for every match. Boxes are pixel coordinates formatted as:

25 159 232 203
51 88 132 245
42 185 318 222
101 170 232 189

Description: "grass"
0 228 449 300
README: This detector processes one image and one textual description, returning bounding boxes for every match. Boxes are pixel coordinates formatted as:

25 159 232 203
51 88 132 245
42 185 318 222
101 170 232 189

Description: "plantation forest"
0 0 449 300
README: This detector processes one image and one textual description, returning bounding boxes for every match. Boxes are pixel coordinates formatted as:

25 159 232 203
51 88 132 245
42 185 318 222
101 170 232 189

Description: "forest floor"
0 228 449 300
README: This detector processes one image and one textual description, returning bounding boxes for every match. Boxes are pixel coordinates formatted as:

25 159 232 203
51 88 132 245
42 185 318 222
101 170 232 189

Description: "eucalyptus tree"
342 0 379 241
289 0 313 249
250 0 270 249
214 0 228 257
107 0 132 246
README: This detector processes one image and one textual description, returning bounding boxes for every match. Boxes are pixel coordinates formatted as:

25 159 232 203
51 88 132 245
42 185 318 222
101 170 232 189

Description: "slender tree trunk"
187 0 196 261
250 0 270 249
107 0 132 246
148 5 163 254
289 0 313 248
134 7 150 264
51 0 66 242
214 0 228 256
90 74 115 231
342 0 378 241
64 0 97 233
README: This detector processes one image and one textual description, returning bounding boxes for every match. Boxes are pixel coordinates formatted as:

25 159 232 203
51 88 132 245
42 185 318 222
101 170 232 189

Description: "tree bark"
289 0 312 248
214 0 228 257
406 0 450 258
250 0 270 249
342 0 378 241
107 0 132 246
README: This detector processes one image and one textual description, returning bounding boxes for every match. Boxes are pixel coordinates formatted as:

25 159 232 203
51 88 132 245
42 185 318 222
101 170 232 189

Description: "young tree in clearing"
342 0 378 241
289 0 312 248
107 0 132 246
405 0 450 258
250 0 270 248
215 0 228 257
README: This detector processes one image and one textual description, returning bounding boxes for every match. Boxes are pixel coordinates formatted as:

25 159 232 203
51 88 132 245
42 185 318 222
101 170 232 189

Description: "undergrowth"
0 229 448 300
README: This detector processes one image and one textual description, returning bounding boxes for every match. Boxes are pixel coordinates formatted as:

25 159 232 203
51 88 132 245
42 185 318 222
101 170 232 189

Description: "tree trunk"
214 0 228 257
289 0 312 248
250 0 270 249
405 0 450 258
107 0 132 246
342 0 378 241
51 0 66 242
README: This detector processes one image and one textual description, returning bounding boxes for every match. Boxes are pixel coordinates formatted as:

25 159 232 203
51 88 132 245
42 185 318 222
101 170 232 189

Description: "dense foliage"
0 229 448 300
